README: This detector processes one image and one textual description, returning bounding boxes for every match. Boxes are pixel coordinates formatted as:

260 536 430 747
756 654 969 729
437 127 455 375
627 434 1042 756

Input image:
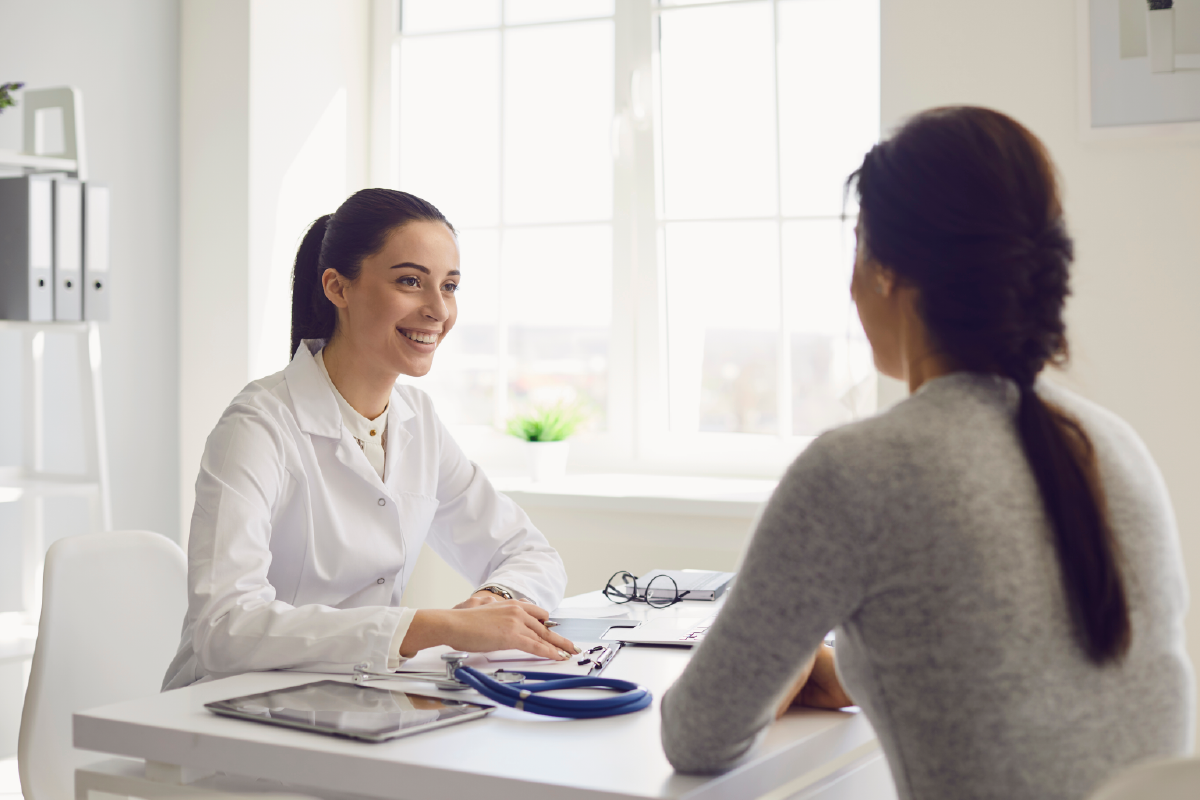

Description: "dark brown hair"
850 106 1130 663
290 188 453 358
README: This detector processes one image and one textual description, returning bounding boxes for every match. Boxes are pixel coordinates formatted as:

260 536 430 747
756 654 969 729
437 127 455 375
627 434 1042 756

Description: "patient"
659 106 1194 800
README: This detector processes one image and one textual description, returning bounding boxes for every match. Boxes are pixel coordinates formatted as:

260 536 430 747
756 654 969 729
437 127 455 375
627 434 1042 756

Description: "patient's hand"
775 645 854 718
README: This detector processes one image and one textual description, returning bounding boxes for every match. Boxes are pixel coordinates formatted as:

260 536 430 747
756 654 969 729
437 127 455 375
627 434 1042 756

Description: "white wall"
0 0 180 755
179 0 370 542
178 0 251 546
0 0 181 541
882 0 1200 746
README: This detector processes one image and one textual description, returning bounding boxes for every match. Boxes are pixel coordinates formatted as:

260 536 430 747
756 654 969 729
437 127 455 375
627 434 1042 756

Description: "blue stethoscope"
353 650 652 719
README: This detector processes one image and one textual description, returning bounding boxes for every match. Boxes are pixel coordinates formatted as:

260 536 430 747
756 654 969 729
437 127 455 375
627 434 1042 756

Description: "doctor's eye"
442 282 459 293
397 276 420 288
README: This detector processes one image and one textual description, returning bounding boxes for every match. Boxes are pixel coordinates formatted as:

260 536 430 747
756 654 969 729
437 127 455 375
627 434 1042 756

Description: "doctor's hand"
400 602 582 661
453 590 512 609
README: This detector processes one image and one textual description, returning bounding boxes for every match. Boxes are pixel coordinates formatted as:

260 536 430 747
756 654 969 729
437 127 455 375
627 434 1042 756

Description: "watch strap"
478 583 515 600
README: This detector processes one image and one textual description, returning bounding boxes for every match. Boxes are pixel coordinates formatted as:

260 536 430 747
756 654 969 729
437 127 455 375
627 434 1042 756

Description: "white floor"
0 757 21 800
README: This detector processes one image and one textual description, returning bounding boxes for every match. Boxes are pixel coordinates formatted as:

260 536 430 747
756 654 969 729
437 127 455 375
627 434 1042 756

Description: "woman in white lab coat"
163 189 575 690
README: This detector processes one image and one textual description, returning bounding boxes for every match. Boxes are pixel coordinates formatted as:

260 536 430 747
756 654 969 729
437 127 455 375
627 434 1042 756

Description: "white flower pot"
527 440 570 483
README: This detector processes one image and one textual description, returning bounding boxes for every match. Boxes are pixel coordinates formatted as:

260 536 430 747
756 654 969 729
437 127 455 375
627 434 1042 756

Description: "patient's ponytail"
288 189 454 360
850 106 1131 663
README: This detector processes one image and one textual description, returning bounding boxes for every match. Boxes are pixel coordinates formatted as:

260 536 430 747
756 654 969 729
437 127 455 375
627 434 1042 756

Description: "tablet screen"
206 680 492 739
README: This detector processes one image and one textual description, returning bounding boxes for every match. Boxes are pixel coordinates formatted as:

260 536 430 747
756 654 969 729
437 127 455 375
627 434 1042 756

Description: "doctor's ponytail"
289 189 454 359
290 215 333 358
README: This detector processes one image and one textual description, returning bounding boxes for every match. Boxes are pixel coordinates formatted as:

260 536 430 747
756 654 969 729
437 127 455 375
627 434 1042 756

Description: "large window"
376 0 879 473
392 2 615 430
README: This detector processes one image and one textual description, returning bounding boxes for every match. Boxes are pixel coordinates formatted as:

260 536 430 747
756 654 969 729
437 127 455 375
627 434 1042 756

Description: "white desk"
73 595 893 800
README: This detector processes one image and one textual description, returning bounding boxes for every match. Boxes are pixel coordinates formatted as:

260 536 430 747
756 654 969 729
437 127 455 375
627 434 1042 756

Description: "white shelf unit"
0 88 100 667
0 321 110 662
0 149 77 174
0 321 111 657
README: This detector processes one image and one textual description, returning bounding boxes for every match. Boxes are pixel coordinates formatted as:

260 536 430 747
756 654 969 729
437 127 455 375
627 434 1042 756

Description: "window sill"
492 473 777 518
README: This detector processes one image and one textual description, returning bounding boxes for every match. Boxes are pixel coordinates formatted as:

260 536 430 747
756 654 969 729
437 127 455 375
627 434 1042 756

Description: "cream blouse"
315 349 388 480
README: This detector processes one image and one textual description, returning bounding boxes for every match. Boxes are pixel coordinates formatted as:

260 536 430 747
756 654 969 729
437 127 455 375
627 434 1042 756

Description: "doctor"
164 189 576 690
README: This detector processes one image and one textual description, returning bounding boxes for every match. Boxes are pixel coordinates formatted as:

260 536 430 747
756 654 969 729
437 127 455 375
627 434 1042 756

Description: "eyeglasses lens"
605 571 637 604
645 574 680 608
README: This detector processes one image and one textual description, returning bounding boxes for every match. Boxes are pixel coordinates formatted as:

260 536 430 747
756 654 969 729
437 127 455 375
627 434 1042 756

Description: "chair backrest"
1088 756 1200 800
18 531 187 800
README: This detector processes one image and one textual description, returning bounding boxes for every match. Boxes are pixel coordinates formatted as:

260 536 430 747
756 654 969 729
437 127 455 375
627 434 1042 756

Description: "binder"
53 177 83 321
0 174 55 321
83 182 110 321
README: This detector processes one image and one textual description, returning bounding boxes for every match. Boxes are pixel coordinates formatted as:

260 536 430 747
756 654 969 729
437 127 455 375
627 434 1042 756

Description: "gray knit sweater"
660 373 1194 800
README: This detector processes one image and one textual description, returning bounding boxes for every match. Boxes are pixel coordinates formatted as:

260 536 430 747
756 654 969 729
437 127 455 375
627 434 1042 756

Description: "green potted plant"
506 402 586 482
0 82 25 115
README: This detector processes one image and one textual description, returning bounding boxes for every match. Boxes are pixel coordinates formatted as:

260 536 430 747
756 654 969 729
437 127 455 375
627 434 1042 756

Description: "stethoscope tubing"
453 667 653 718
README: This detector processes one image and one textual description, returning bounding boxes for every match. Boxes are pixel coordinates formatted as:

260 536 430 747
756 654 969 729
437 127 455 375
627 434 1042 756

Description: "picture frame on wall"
1077 0 1200 139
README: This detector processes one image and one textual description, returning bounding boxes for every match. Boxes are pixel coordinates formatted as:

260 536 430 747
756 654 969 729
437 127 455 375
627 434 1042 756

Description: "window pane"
504 21 614 224
504 21 614 225
659 2 777 219
503 225 611 428
505 0 614 26
414 229 500 425
665 221 779 435
782 219 873 434
778 0 880 217
399 32 500 228
402 0 500 33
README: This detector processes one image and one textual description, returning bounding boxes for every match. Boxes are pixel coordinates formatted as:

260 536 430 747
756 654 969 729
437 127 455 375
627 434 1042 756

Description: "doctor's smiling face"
323 220 460 379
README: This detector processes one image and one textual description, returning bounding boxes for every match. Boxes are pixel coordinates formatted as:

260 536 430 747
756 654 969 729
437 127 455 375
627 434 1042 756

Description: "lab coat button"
377 498 386 506
377 577 385 585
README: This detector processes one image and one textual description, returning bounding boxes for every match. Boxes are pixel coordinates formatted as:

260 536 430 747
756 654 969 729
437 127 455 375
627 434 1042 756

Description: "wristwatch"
477 583 515 600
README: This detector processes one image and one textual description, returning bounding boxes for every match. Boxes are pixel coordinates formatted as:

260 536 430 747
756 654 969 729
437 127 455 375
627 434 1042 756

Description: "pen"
589 641 624 676
544 620 560 628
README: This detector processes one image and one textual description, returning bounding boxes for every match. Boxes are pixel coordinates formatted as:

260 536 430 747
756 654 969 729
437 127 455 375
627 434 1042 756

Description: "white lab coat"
162 340 567 690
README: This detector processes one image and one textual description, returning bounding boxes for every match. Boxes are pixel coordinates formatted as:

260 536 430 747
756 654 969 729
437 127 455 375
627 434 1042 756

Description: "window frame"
369 0 878 479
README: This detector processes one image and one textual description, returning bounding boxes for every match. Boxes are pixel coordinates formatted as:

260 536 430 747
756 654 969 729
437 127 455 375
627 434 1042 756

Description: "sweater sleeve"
660 434 874 773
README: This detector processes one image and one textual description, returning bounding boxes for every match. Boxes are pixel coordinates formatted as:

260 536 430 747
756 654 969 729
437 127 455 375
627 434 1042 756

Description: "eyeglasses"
603 571 691 609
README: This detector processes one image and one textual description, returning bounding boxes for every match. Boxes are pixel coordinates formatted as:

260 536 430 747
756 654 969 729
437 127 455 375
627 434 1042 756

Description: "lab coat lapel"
286 340 389 491
334 433 387 490
383 386 415 487
284 340 342 439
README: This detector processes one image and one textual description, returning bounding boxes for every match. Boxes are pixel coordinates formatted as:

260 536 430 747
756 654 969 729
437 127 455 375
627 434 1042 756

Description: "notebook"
616 569 735 602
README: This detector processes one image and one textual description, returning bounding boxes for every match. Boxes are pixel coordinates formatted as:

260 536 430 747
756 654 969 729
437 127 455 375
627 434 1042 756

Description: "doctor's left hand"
399 601 581 660
453 590 512 609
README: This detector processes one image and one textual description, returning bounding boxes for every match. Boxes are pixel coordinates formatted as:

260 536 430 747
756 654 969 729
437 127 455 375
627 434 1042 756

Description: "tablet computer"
205 679 495 743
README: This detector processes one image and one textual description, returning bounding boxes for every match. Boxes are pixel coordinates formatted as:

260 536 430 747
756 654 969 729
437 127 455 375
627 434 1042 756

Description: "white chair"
18 531 187 800
1087 756 1200 800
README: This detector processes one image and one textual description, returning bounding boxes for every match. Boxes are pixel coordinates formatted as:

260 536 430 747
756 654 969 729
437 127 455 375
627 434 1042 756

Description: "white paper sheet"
395 644 595 677
547 605 633 619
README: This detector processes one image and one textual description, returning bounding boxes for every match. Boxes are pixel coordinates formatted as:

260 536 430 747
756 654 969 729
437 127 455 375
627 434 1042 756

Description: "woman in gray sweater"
659 107 1194 800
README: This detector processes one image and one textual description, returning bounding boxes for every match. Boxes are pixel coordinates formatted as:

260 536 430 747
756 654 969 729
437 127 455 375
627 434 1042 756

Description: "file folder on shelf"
53 177 83 321
83 182 110 321
0 174 55 321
